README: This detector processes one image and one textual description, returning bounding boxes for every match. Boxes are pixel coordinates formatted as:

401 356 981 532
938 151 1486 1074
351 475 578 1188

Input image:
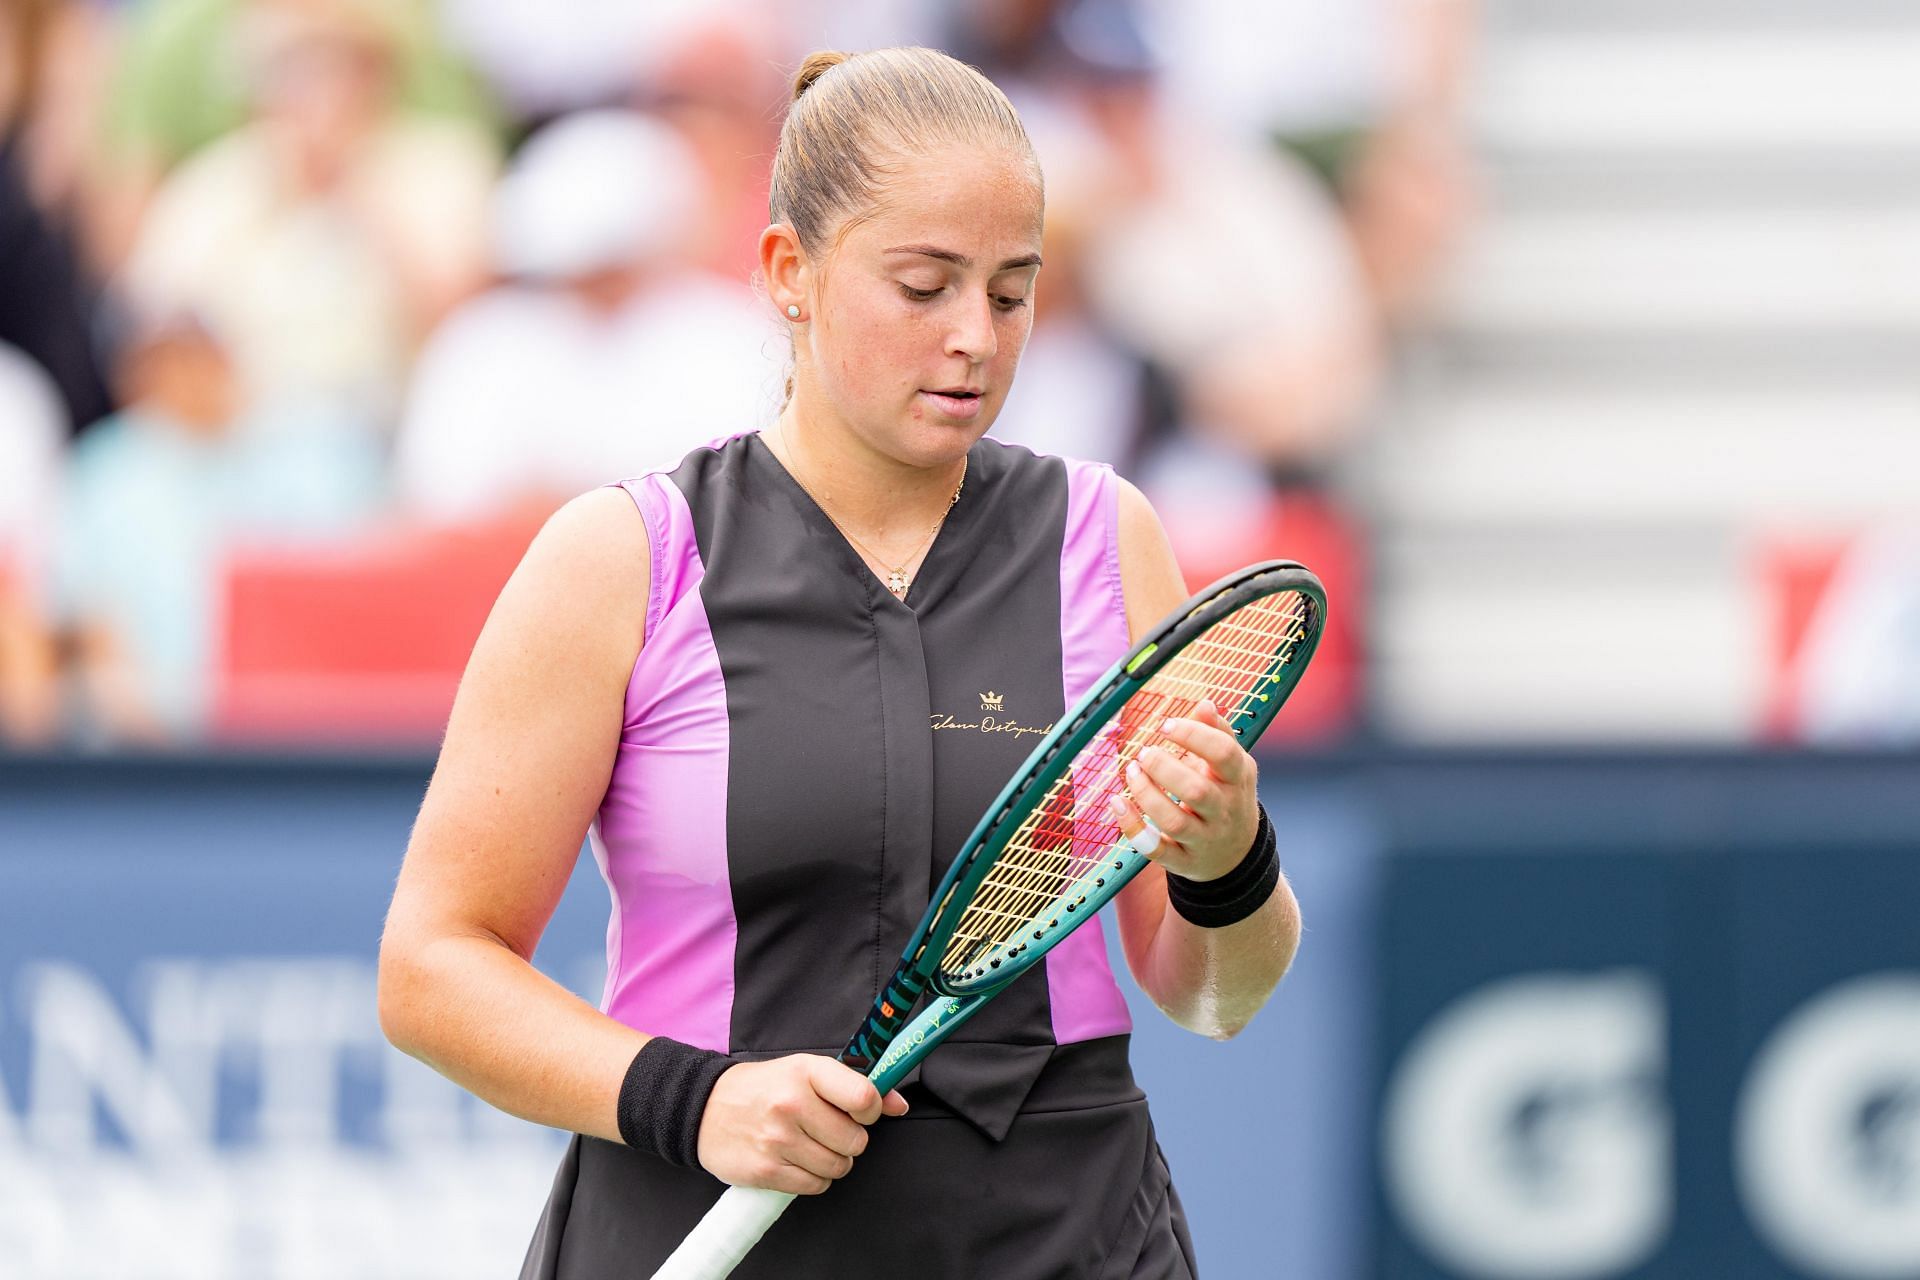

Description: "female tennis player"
377 47 1302 1279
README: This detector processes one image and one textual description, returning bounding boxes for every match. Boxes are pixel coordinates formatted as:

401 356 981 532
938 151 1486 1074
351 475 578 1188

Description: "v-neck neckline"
751 431 975 612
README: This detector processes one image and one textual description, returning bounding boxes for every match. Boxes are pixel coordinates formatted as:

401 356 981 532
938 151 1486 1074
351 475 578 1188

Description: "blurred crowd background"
6 0 1915 757
8 0 1915 757
2 0 1446 749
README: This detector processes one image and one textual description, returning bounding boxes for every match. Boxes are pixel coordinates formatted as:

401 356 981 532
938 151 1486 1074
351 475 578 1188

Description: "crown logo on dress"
980 691 1004 711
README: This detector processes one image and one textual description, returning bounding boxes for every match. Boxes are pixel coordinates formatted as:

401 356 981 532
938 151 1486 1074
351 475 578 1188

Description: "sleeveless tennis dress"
520 433 1197 1279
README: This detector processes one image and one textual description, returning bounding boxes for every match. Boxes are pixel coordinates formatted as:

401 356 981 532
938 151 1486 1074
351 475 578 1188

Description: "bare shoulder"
448 483 651 766
508 486 651 636
386 487 650 961
1112 476 1188 646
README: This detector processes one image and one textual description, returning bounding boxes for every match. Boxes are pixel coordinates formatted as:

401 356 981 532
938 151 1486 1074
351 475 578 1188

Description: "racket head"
920 560 1325 998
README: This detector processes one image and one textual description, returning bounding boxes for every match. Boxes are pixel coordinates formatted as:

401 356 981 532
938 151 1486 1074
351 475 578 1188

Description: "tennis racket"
651 560 1326 1279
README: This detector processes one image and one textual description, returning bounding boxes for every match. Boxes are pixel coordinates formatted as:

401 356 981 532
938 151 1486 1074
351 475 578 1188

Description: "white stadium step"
1373 542 1764 742
1376 384 1920 527
1472 30 1920 158
1436 207 1920 335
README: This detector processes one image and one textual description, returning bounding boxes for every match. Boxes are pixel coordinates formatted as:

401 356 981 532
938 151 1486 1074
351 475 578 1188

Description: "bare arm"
376 486 903 1190
1109 480 1303 1040
377 487 650 1143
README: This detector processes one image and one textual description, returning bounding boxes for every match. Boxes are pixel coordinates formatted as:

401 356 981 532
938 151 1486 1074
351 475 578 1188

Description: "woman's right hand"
696 1055 910 1194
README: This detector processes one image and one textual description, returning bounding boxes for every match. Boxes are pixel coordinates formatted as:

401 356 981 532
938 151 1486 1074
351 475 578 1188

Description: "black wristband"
1165 803 1279 928
616 1036 735 1166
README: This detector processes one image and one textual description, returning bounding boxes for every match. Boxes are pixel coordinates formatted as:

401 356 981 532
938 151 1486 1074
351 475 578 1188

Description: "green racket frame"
842 559 1325 1080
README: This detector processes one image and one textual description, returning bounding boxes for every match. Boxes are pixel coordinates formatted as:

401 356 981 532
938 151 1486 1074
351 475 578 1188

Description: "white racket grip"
650 1185 797 1280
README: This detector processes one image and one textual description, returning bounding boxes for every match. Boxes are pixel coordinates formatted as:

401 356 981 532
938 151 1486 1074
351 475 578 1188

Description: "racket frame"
841 559 1324 1061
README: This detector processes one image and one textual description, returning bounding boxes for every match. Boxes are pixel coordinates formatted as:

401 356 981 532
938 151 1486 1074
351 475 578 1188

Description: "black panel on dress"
902 442 1076 1127
678 436 1081 1134
676 437 932 1053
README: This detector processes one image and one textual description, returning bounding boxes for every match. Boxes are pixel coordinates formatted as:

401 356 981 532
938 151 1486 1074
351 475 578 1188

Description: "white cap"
491 110 705 282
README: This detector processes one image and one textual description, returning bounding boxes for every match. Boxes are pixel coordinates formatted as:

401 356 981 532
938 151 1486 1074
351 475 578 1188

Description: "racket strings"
941 599 1309 970
939 590 1315 978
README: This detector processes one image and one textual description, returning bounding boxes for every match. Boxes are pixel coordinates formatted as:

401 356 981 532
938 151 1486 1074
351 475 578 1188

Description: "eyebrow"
884 245 1043 271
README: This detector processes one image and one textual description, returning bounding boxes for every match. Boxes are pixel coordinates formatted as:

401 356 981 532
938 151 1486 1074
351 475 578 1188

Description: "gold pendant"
887 570 909 597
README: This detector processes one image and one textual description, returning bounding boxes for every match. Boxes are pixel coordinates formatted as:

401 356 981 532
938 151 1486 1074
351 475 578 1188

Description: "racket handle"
650 1185 798 1280
652 998 981 1279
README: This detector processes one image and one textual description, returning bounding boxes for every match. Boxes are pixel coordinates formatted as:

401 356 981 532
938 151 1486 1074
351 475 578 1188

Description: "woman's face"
798 144 1044 468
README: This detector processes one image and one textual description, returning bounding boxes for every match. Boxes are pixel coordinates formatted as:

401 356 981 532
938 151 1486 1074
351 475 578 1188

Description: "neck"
769 401 969 539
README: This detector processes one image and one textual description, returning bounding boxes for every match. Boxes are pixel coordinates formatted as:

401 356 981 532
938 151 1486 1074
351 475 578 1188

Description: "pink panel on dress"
1048 459 1135 1045
592 473 737 1053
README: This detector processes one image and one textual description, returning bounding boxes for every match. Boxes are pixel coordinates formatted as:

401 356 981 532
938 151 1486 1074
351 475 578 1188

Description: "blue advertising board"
1371 755 1920 1280
4 751 1917 1278
0 758 611 1278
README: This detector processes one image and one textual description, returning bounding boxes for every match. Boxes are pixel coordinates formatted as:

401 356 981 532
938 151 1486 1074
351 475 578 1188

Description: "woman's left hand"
1109 700 1260 883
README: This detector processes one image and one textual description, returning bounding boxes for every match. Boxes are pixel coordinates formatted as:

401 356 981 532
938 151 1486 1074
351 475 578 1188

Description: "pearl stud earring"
787 305 801 319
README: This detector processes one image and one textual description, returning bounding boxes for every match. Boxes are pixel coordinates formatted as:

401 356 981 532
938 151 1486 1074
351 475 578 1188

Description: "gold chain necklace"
779 428 966 599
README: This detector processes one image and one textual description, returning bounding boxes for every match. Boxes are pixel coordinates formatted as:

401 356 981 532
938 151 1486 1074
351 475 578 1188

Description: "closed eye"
898 284 1031 312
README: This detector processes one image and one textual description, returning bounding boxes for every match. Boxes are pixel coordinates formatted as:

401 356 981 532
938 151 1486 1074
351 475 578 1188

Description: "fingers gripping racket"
651 561 1327 1279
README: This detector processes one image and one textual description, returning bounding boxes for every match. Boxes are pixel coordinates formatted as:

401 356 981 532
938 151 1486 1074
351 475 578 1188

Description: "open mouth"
922 389 985 417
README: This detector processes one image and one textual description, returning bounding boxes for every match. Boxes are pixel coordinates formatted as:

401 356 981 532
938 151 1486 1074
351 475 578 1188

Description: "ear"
760 223 810 318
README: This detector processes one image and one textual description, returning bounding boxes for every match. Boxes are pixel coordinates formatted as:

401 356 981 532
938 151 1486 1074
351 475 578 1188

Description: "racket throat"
839 974 928 1073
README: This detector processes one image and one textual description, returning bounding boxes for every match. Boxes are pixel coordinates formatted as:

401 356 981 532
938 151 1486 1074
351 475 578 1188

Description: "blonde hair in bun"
790 50 849 102
769 46 1040 261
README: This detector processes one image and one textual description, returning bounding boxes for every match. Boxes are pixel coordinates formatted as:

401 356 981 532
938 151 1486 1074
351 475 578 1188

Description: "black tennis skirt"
519 1039 1197 1279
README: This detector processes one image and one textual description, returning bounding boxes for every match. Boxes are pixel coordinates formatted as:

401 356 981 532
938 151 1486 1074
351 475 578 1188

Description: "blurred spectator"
120 0 498 431
99 0 496 264
1001 11 1382 479
988 119 1175 470
1085 99 1378 475
393 110 776 525
55 309 384 743
1792 525 1920 746
440 0 788 281
0 342 64 743
438 0 682 125
1 0 116 436
1146 0 1477 321
630 6 790 284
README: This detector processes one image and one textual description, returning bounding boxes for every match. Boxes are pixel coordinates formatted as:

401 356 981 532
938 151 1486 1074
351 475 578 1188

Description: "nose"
946 289 998 364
